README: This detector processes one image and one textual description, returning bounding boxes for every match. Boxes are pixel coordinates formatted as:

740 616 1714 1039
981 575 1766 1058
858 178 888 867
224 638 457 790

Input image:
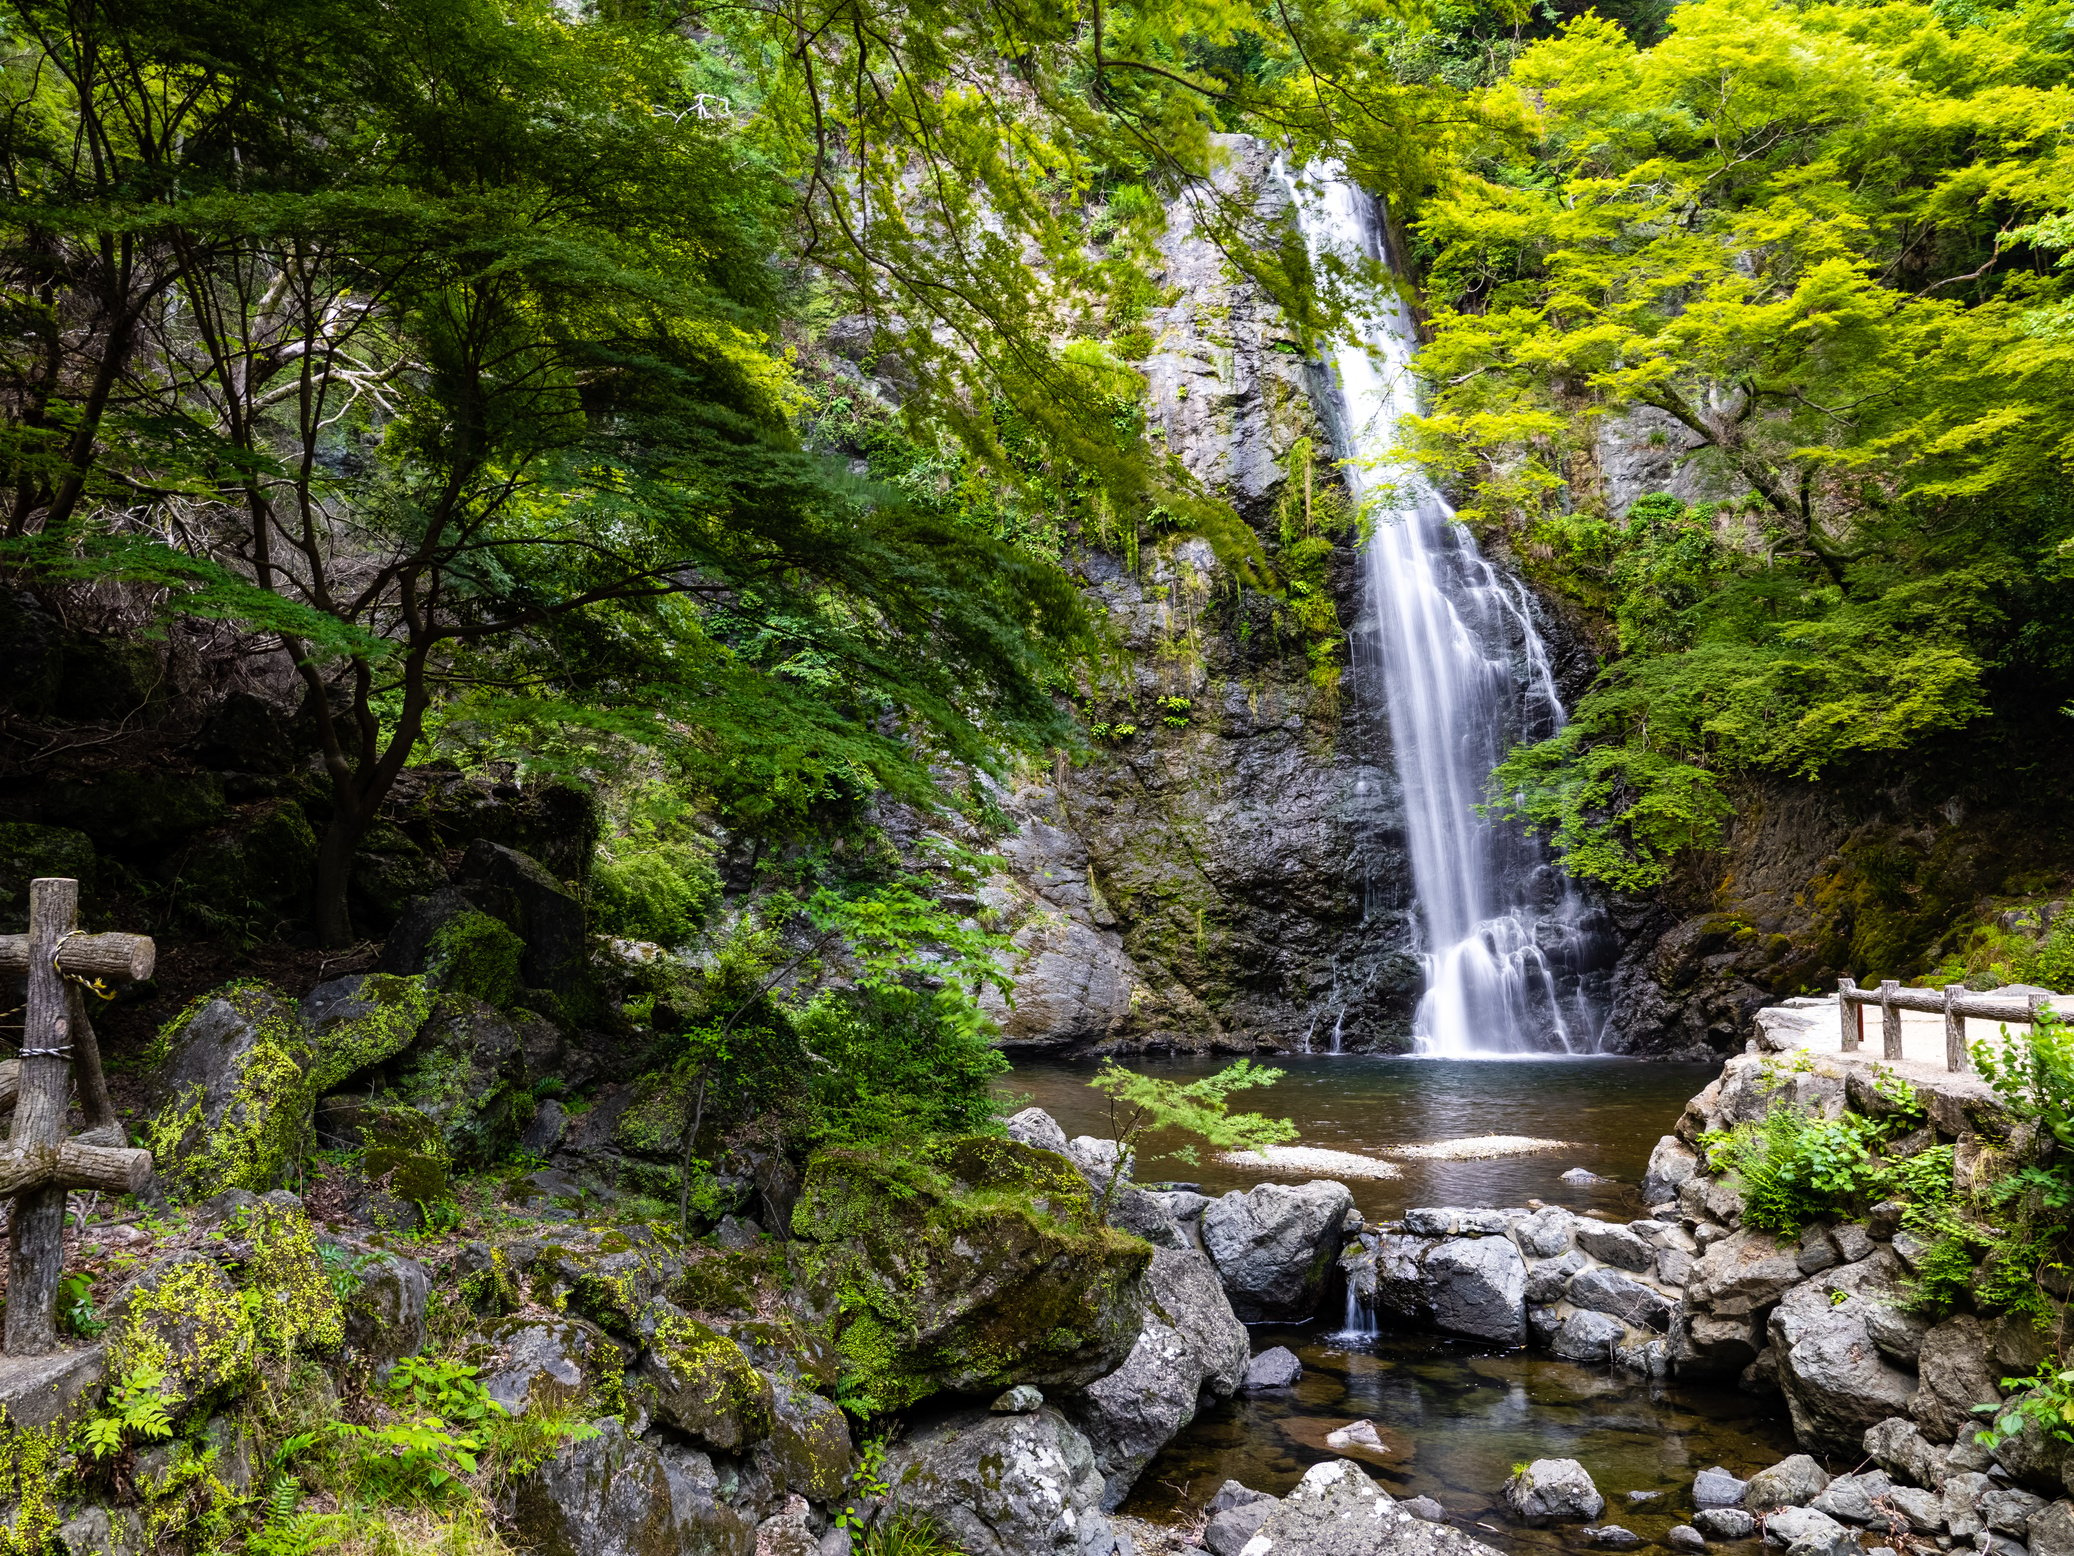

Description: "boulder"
1694 1468 1750 1510
1506 1459 1605 1524
1206 1499 1277 1556
1567 1268 1674 1330
1582 1527 1642 1548
1145 1242 1250 1397
456 839 589 997
1980 1489 2048 1537
879 1406 1130 1556
380 995 533 1167
1551 1310 1628 1364
1686 1230 1806 1317
482 1316 624 1417
1515 1207 1577 1259
1574 1221 1655 1274
0 1346 107 1433
1911 1315 2004 1443
1243 1459 1506 1556
1761 1506 1850 1554
1885 1487 1946 1534
1864 1417 1953 1490
1668 1527 1706 1553
638 1316 774 1452
1201 1180 1356 1321
2035 1503 2074 1556
1863 1302 1931 1365
993 1385 1045 1413
1527 1252 1588 1306
1812 1471 1894 1524
1422 1236 1527 1345
1642 1136 1702 1209
1402 1498 1446 1522
1694 1510 1756 1540
1404 1209 1513 1237
1747 1457 1830 1515
755 1375 851 1505
1006 1108 1072 1155
791 1137 1149 1412
1769 1254 1918 1455
340 1249 429 1367
1673 1313 1763 1378
1068 1319 1207 1507
104 1253 255 1416
1241 1347 1304 1391
148 976 432 1198
502 1416 751 1556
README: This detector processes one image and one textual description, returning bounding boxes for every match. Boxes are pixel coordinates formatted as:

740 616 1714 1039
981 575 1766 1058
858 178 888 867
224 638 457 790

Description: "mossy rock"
145 974 434 1200
0 823 95 916
635 1314 772 1452
383 995 532 1168
527 1226 686 1338
790 1135 1151 1414
753 1373 850 1503
425 910 526 1009
105 1254 258 1417
348 821 447 934
668 1246 784 1318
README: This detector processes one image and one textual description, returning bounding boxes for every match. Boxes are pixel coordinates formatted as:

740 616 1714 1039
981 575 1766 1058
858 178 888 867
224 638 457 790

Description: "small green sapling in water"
1086 1060 1298 1217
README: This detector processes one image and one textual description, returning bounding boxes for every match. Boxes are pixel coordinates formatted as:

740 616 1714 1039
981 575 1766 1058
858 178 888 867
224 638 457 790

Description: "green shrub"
793 985 1008 1146
592 836 722 947
426 912 525 1008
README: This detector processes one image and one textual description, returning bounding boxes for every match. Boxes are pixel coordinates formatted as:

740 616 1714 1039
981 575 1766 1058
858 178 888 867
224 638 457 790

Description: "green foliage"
1086 1060 1299 1212
1700 1062 1929 1236
57 1272 103 1339
793 987 1009 1147
1977 1009 2074 1152
1414 0 2074 885
593 792 721 950
861 1513 967 1556
83 1363 175 1460
1981 1361 2074 1450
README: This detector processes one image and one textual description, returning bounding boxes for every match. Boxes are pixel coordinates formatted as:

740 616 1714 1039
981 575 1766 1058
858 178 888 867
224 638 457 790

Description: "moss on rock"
637 1314 772 1451
790 1135 1150 1414
425 910 526 1008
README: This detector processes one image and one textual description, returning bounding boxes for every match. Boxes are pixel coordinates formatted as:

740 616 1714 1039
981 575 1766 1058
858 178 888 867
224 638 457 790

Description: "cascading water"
1280 161 1610 1057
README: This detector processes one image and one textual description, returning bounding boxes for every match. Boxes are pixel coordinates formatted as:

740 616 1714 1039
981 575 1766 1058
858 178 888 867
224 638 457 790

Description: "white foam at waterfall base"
1278 159 1610 1057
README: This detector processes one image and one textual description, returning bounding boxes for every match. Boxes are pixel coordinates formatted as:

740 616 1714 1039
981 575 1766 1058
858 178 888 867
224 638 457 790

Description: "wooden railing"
1836 978 2055 1072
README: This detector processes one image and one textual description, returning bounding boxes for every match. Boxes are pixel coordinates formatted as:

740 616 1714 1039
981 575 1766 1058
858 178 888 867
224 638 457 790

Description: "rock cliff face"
979 137 1423 1055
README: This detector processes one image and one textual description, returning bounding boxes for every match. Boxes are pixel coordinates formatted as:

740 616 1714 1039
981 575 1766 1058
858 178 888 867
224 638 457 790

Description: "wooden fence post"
1839 977 1860 1051
1880 978 1903 1060
1943 984 1966 1073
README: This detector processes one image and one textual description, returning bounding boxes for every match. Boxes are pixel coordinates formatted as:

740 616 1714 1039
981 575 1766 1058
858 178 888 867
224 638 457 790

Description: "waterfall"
1280 160 1610 1057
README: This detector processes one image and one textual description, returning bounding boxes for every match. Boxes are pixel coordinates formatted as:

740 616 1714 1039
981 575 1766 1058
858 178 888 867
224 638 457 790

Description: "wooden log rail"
1836 977 2057 1072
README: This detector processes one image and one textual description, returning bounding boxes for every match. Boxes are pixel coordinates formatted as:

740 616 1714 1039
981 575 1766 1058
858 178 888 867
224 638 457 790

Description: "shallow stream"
1000 1055 1798 1553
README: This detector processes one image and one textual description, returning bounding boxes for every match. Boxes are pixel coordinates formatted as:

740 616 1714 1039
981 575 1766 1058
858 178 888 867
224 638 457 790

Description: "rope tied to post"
50 930 116 1002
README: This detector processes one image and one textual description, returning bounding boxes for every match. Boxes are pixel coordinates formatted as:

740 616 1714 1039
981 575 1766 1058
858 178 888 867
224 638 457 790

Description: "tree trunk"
313 803 372 949
7 878 74 1354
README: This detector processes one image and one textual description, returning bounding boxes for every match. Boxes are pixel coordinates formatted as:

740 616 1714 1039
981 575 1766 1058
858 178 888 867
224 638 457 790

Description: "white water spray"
1280 161 1608 1056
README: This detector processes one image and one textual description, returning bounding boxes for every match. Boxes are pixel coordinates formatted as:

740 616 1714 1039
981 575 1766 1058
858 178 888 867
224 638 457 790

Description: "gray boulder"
1582 1527 1642 1548
1145 1242 1249 1397
1244 1459 1506 1556
1863 1302 1931 1365
1202 1180 1356 1321
1694 1510 1756 1540
1551 1310 1628 1363
1747 1457 1830 1515
1942 1471 1994 1539
1884 1487 1945 1534
1911 1315 2004 1443
1981 1489 2048 1537
1668 1527 1706 1552
502 1417 751 1556
1526 1252 1587 1305
1402 1498 1446 1522
1515 1207 1577 1259
1068 1319 1206 1508
1641 1136 1701 1208
879 1406 1129 1556
1686 1231 1807 1317
1424 1236 1527 1344
1206 1499 1278 1556
2027 1499 2074 1556
1864 1416 1953 1490
1769 1255 1918 1455
1567 1268 1674 1330
1761 1506 1850 1554
455 838 588 996
1507 1459 1606 1524
482 1317 624 1417
1694 1468 1750 1510
1574 1221 1655 1274
1005 1107 1071 1155
1241 1347 1304 1391
339 1249 429 1367
1812 1471 1893 1524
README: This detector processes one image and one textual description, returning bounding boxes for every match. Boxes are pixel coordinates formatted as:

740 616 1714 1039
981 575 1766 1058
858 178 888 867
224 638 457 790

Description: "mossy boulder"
526 1226 687 1338
755 1373 851 1503
347 820 447 934
481 1315 626 1418
790 1136 1151 1413
166 799 317 931
145 975 434 1199
105 1255 257 1417
0 823 95 916
635 1314 773 1451
382 994 533 1167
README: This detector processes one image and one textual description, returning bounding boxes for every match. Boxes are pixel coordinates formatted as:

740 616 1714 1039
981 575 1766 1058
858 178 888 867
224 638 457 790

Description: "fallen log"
0 1140 153 1197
